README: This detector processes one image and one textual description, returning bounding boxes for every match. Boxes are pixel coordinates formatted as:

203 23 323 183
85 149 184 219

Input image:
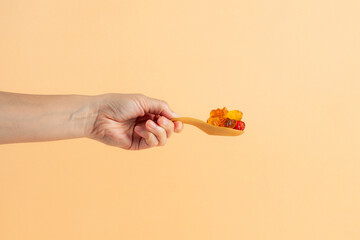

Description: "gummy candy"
207 116 226 126
222 118 237 128
210 107 228 117
226 110 243 121
207 107 245 131
234 121 245 130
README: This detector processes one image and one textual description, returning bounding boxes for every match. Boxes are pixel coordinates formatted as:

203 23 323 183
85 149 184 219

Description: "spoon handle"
171 117 210 134
171 117 205 127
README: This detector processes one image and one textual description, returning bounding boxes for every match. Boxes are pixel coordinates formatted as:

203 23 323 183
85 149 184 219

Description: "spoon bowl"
171 117 244 136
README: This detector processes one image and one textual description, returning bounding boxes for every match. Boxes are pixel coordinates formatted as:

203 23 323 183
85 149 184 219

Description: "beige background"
1 0 360 239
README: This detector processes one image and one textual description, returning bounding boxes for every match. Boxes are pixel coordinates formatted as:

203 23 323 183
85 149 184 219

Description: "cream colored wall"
1 1 359 239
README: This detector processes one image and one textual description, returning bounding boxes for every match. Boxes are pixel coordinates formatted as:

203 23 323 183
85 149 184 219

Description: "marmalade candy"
226 110 243 121
207 116 226 126
210 107 228 117
207 107 245 131
223 118 237 128
234 120 245 130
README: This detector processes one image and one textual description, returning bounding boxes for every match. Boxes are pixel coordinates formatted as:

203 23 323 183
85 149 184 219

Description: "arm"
0 91 182 149
0 91 97 144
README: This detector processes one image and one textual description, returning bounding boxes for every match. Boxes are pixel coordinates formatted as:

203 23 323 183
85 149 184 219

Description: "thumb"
142 96 179 119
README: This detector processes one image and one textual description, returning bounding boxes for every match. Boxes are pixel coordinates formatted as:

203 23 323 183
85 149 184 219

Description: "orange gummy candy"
210 107 228 118
207 116 226 126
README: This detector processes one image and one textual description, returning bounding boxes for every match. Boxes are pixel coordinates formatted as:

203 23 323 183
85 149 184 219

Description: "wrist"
78 95 104 139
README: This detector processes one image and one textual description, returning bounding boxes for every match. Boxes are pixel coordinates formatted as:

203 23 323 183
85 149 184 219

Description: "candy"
234 121 245 130
226 110 243 121
207 107 245 131
210 107 228 117
222 118 237 128
207 116 226 126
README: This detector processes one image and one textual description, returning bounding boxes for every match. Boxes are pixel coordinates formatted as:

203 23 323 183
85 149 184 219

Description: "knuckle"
166 127 173 137
167 120 175 130
158 127 167 136
160 100 168 107
148 138 158 147
159 138 166 146
156 128 167 146
134 94 147 102
134 93 145 98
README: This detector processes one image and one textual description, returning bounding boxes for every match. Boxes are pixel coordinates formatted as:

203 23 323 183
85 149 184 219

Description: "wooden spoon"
171 117 244 136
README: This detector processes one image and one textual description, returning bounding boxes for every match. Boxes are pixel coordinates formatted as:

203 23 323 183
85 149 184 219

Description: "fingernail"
172 112 180 118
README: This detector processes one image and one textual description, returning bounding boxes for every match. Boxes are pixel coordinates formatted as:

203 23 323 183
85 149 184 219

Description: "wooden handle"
171 117 205 126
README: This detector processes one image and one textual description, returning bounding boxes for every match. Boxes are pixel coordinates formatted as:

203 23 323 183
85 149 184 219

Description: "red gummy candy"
234 121 245 131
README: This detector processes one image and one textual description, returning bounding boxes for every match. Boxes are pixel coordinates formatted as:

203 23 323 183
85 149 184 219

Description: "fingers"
140 96 183 133
133 94 184 149
158 117 183 134
134 125 159 147
157 116 175 138
145 120 167 146
134 118 181 149
173 120 184 133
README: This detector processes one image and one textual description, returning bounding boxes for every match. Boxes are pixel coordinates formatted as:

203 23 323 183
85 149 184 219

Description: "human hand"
88 94 183 150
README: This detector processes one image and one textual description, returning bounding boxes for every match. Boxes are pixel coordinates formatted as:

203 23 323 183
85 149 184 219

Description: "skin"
0 91 183 150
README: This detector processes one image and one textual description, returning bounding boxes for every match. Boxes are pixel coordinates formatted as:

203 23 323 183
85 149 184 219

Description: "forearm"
0 91 99 144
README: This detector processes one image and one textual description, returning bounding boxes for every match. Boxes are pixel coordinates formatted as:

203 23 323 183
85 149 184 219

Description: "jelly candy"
226 110 243 121
207 116 226 126
222 118 237 128
234 121 245 130
207 107 245 131
210 107 228 117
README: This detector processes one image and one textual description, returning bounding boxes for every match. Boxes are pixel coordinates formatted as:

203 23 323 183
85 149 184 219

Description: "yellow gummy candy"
226 110 243 121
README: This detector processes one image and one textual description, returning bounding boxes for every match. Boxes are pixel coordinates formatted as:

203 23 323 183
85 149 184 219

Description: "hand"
89 93 183 150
